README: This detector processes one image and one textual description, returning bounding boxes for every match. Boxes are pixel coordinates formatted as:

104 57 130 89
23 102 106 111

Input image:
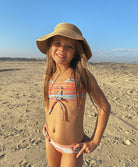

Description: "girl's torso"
45 69 87 145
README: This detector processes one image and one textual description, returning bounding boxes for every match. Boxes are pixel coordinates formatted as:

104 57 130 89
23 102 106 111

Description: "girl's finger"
73 143 81 150
85 147 90 153
76 146 85 158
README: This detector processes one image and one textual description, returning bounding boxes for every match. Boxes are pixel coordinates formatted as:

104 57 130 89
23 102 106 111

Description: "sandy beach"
0 60 137 167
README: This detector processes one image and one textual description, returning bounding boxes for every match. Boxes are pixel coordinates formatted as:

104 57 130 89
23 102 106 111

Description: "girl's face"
50 35 76 68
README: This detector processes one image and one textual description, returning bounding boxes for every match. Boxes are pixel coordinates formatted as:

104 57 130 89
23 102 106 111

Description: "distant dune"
0 56 138 64
0 57 45 61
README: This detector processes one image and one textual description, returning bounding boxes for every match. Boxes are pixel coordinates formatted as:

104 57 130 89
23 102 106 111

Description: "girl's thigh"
46 140 62 167
60 153 83 167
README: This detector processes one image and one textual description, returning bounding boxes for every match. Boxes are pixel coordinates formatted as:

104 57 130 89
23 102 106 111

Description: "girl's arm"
89 74 111 144
75 73 111 158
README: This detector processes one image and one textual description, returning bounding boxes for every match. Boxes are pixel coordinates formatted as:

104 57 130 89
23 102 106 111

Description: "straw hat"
36 23 92 60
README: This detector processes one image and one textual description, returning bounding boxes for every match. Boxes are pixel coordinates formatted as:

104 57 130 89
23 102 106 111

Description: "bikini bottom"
44 126 81 154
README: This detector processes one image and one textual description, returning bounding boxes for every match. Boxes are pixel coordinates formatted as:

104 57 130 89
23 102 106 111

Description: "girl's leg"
46 140 62 167
60 153 83 167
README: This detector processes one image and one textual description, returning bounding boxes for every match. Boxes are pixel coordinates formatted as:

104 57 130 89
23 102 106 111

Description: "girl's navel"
53 128 55 133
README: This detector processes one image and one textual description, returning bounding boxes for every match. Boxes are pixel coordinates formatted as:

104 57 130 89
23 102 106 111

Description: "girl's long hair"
44 39 95 108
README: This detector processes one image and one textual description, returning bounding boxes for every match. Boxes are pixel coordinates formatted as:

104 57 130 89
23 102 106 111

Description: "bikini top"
48 77 86 120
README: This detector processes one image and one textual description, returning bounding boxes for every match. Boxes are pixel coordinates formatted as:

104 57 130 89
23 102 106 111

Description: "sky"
1 0 138 63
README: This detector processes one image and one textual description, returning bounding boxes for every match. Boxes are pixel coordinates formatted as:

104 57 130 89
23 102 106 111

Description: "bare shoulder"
88 71 99 88
88 71 103 94
88 71 110 111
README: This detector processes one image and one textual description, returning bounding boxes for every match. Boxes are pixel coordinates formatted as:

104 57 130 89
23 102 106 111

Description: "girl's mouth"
56 53 66 59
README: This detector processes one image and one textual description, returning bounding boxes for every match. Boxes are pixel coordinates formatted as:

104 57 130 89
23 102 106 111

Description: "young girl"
36 23 111 167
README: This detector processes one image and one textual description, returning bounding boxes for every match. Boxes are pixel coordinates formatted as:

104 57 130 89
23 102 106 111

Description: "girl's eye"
54 42 60 46
67 45 73 49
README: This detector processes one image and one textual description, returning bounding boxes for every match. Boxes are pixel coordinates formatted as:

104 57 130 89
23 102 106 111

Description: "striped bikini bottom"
44 126 81 154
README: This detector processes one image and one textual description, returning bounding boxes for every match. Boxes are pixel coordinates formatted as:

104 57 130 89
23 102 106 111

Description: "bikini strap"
49 97 66 121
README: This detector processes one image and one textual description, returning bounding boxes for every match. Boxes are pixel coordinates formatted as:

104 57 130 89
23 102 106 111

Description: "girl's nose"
58 46 64 52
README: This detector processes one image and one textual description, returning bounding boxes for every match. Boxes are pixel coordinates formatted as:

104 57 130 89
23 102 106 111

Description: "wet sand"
0 61 137 167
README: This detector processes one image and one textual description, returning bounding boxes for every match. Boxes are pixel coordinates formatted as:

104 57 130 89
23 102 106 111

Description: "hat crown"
54 23 82 36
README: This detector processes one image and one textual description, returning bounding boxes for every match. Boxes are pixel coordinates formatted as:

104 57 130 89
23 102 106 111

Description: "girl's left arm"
74 74 111 158
89 74 111 144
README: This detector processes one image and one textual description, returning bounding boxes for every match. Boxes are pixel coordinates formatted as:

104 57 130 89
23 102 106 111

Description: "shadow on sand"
0 68 24 72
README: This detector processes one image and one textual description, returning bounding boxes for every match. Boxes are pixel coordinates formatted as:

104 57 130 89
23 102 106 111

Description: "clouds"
112 48 138 54
91 48 138 63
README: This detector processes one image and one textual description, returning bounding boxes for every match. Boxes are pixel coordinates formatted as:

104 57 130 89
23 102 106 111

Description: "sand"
0 61 137 167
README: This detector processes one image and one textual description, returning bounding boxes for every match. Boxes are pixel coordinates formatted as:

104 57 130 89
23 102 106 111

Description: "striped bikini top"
48 77 86 120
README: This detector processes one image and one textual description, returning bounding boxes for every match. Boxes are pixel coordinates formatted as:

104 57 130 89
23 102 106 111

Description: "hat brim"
36 31 92 60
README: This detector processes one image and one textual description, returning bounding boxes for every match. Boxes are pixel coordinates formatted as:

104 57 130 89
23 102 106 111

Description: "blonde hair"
44 39 94 108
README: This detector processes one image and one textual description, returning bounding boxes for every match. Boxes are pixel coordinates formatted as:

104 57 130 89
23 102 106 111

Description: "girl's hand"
74 140 98 158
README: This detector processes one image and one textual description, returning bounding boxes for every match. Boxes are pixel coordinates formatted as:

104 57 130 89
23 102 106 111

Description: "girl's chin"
54 60 70 67
54 59 66 64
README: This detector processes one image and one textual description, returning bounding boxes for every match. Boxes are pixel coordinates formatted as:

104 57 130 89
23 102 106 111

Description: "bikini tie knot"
57 90 63 100
49 87 66 120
